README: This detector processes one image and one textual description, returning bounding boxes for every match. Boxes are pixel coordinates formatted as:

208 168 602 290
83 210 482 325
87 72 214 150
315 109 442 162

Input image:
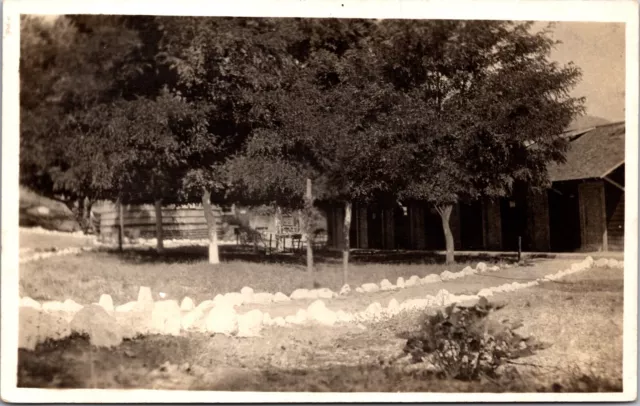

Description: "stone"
404 277 418 287
408 275 421 285
20 307 72 350
396 277 405 289
273 292 291 303
422 274 442 284
20 297 41 310
488 265 500 272
237 309 264 337
63 299 83 313
115 301 137 312
477 288 493 298
70 304 122 347
307 300 337 326
336 310 354 323
361 283 380 293
290 289 311 300
42 301 65 312
137 286 154 311
295 309 308 323
196 299 216 312
252 292 274 304
263 312 273 326
272 317 286 327
475 263 487 272
355 287 365 293
380 279 395 291
151 300 181 335
339 284 351 296
595 258 609 268
180 297 195 311
181 308 206 332
98 294 114 312
462 266 476 276
317 288 335 299
365 302 383 319
285 315 299 325
205 304 238 336
306 290 320 300
387 298 400 315
240 286 254 296
223 292 245 307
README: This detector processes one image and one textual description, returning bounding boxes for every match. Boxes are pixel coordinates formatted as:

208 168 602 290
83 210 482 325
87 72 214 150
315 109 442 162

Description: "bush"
403 297 550 380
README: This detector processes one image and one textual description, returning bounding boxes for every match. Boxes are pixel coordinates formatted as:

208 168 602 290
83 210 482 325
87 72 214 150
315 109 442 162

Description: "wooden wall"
578 181 607 251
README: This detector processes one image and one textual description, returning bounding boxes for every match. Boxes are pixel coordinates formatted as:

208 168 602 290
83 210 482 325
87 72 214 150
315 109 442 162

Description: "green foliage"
403 297 550 380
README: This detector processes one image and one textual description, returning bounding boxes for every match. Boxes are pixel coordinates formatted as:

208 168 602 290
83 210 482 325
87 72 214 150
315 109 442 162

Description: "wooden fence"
96 205 233 242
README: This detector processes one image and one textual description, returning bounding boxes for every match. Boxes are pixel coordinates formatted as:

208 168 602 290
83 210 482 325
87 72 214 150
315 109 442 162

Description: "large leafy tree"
378 20 584 263
227 19 402 283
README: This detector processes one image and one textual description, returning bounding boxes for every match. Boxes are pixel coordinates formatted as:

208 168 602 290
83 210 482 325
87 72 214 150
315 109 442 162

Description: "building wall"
483 198 502 250
578 180 607 251
526 190 551 252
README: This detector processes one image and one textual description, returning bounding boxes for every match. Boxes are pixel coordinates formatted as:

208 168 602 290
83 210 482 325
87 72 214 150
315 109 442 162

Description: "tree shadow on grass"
95 243 552 267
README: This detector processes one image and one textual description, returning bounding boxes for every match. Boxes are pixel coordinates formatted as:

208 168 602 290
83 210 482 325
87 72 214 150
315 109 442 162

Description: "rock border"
18 256 623 349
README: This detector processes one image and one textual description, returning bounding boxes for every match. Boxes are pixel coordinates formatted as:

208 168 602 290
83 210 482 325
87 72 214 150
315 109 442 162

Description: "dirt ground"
17 265 624 392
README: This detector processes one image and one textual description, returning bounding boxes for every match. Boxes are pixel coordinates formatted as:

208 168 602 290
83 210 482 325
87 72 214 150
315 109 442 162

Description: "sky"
534 21 626 122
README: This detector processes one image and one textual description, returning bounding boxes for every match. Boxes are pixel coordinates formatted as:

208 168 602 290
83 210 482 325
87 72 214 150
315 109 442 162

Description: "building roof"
548 122 625 182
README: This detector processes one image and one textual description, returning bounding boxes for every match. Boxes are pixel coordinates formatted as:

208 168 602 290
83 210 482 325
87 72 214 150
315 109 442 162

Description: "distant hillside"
567 115 611 131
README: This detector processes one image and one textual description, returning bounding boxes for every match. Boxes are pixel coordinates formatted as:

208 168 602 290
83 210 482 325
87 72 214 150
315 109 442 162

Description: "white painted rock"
262 312 273 326
584 256 594 267
42 301 65 312
365 302 383 319
306 290 320 300
63 299 83 313
595 258 609 268
307 300 337 326
195 300 215 312
252 292 274 304
387 298 400 315
422 274 441 284
237 309 263 337
462 266 477 275
137 286 154 311
396 277 405 289
435 289 454 306
223 292 245 307
290 289 311 300
488 265 500 272
477 288 494 298
181 308 206 332
115 301 137 312
336 310 354 323
339 284 351 296
273 292 291 303
295 309 308 323
213 294 226 305
408 275 421 285
380 279 395 291
151 300 181 335
272 316 286 327
355 287 365 294
404 277 417 287
98 294 114 312
20 297 41 310
180 297 195 311
317 288 336 299
361 283 380 293
285 315 298 325
70 305 122 348
240 286 254 296
205 305 238 336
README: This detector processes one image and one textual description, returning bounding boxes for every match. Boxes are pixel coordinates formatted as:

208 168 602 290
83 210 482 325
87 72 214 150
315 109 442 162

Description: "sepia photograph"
1 0 638 402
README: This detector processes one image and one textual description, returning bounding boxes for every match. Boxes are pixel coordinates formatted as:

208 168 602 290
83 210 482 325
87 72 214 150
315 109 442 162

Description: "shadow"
96 243 542 267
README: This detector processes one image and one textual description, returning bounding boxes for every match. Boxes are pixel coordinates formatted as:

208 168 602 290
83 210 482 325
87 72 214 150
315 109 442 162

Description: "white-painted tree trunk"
202 189 220 265
154 199 165 254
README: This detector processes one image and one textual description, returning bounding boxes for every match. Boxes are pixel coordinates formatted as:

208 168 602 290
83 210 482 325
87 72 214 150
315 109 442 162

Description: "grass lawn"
19 230 93 251
19 245 491 306
17 266 624 391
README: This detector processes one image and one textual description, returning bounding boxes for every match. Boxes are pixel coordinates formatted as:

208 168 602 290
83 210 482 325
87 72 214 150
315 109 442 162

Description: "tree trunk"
342 201 352 285
154 199 165 255
305 178 314 274
82 197 92 233
274 205 282 252
202 189 220 264
437 204 455 264
117 197 124 252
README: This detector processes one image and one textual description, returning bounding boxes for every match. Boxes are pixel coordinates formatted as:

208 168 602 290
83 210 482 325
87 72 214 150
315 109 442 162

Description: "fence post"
517 235 522 262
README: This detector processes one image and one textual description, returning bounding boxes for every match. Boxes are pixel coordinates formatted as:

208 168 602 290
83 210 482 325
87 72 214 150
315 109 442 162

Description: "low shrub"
402 297 550 381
